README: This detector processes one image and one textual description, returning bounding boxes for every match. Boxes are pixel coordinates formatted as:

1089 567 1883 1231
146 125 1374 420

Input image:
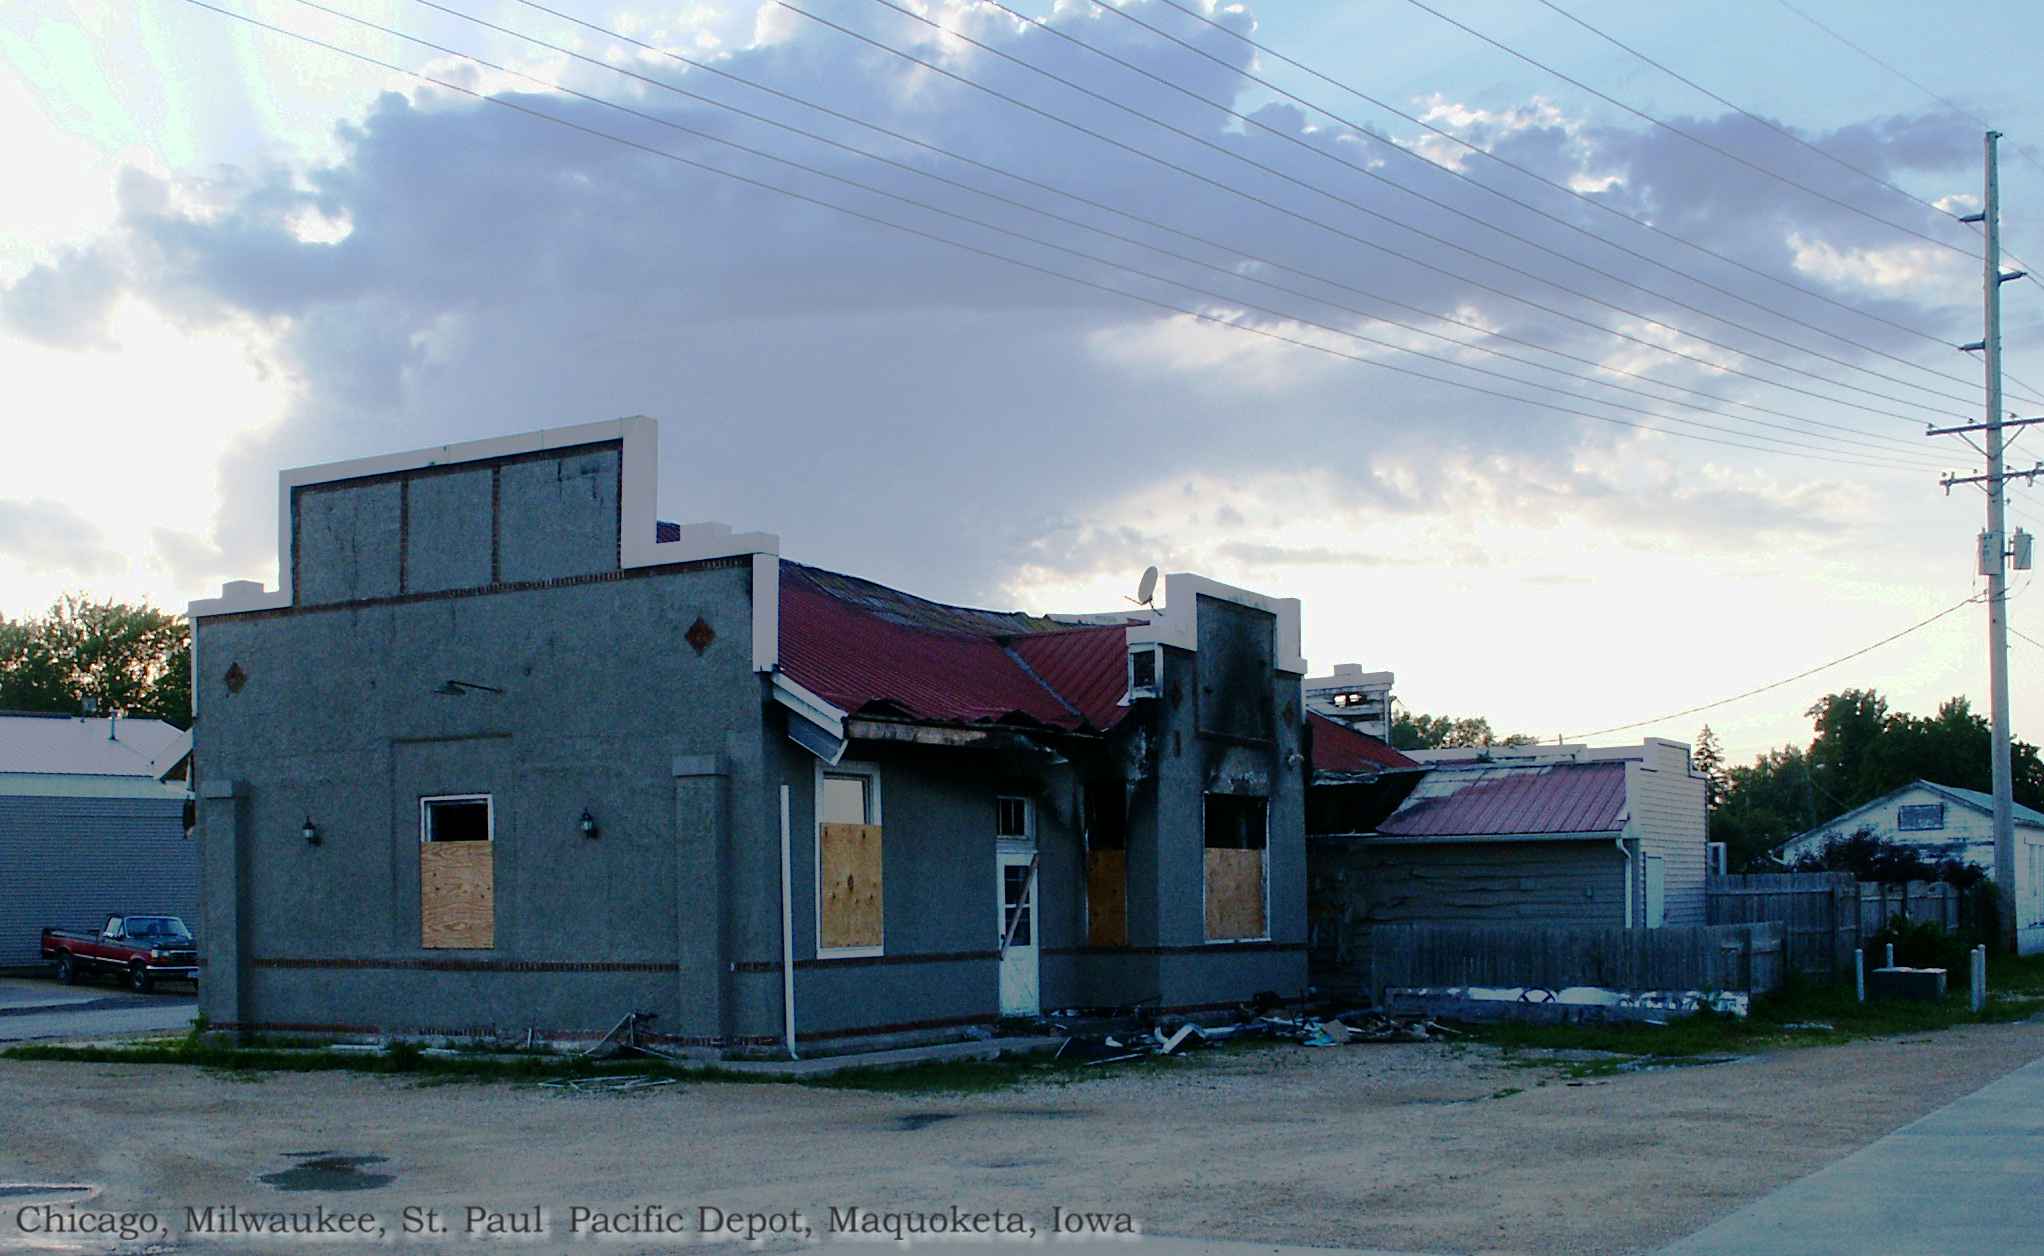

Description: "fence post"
1885 942 1895 969
1972 945 1987 1014
1856 948 1865 1003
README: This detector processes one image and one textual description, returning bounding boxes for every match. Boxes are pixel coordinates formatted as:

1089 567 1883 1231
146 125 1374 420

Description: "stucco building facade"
188 420 1308 1054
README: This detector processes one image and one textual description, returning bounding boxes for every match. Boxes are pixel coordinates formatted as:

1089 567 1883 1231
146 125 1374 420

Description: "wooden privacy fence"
1369 922 1784 1003
1859 881 1963 935
1707 872 1857 981
1706 873 1981 981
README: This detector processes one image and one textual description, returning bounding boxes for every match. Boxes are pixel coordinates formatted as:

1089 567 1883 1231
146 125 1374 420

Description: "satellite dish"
1135 565 1159 606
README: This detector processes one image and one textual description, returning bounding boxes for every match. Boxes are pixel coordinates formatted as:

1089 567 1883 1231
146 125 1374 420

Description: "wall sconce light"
579 809 598 839
302 816 321 846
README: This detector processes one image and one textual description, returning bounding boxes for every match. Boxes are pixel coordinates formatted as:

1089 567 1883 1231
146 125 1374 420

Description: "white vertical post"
779 785 798 1060
1856 948 1866 1004
1972 945 1987 1014
1885 942 1895 969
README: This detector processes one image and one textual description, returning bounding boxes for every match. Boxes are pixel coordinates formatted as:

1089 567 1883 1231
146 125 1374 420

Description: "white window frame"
419 793 494 843
814 759 884 959
995 794 1035 846
1126 645 1161 701
1200 791 1271 944
1897 803 1946 833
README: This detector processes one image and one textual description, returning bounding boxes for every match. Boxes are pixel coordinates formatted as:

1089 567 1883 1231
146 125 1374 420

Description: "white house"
1776 780 2044 954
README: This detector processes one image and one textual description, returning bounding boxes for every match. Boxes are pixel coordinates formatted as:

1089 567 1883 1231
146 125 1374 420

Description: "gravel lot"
4 1020 2042 1255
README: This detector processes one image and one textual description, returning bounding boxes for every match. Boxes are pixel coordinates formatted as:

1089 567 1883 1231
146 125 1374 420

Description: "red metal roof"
1308 712 1418 774
1378 760 1628 838
1007 626 1133 731
777 561 1132 731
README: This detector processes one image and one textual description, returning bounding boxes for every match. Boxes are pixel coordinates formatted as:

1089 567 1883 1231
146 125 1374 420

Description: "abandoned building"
187 419 1308 1054
1303 676 1708 994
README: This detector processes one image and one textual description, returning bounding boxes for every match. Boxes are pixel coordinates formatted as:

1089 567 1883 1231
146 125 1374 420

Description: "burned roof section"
777 560 1136 732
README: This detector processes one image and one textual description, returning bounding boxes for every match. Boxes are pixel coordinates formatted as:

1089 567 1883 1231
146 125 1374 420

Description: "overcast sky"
9 0 2044 763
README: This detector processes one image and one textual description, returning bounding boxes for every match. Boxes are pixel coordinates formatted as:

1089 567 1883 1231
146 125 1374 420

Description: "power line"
1770 0 2044 304
852 0 1982 419
1532 0 1968 225
1565 595 1983 740
1148 0 2042 408
790 1 1971 427
1396 0 1981 260
1771 0 2043 179
1057 0 2013 409
173 0 1942 473
408 0 1948 465
1151 0 2018 379
475 4 1939 457
2011 625 2044 653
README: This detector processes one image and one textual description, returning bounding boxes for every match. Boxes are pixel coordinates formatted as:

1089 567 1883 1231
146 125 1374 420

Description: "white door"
998 851 1040 1016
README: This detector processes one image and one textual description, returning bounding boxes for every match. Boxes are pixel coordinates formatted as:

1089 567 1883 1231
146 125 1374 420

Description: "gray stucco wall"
0 793 195 968
761 734 1082 1039
195 440 771 1047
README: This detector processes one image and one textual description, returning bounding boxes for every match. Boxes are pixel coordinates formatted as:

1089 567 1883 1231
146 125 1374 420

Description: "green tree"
1708 688 2044 870
0 595 190 727
1389 705 1536 750
1693 724 1727 812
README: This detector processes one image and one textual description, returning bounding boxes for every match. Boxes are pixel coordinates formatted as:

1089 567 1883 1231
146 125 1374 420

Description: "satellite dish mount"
1129 565 1160 608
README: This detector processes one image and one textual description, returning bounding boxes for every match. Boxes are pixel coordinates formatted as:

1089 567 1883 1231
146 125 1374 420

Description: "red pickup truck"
42 915 199 993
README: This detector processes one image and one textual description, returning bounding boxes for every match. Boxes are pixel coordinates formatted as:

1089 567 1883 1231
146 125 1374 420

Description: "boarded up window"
1204 794 1266 941
420 794 494 949
819 822 884 950
1084 782 1129 947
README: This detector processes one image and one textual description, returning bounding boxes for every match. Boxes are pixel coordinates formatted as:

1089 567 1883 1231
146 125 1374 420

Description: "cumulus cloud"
0 499 122 577
0 0 1991 607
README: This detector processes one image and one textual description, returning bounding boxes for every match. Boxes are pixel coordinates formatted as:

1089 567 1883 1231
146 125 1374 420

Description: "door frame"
997 843 1041 1017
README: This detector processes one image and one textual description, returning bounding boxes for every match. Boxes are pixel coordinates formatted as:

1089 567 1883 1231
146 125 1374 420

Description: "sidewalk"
0 976 100 1014
1661 1054 2044 1254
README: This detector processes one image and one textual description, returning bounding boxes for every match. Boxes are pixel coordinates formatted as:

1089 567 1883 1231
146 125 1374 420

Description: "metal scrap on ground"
1051 1011 1444 1064
537 1075 678 1094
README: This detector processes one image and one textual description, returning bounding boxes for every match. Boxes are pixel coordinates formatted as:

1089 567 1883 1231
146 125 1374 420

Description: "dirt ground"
4 1021 2042 1256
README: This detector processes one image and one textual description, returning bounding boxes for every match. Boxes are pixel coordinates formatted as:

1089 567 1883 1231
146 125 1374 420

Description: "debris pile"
538 1075 678 1094
1051 1010 1447 1064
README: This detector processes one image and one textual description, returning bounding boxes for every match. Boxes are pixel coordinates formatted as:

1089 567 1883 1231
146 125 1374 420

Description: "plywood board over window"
421 794 494 949
819 822 884 950
1203 792 1267 941
1086 852 1129 947
1084 781 1129 947
1204 849 1266 940
421 843 494 948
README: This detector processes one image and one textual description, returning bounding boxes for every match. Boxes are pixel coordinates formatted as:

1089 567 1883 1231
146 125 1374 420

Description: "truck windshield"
124 918 191 940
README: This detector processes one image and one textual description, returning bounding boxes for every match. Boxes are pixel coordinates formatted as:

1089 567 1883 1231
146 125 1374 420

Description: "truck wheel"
55 953 75 985
129 962 153 994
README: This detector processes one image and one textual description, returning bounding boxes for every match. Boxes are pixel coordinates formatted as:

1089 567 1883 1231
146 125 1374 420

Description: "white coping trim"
772 673 848 743
1124 572 1306 675
0 773 189 800
187 418 783 672
1304 666 1394 693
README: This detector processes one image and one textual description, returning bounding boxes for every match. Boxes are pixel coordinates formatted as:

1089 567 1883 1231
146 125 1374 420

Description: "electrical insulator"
2016 529 2035 572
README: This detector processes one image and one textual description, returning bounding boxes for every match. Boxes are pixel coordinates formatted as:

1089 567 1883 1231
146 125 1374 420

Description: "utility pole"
1936 132 2025 951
